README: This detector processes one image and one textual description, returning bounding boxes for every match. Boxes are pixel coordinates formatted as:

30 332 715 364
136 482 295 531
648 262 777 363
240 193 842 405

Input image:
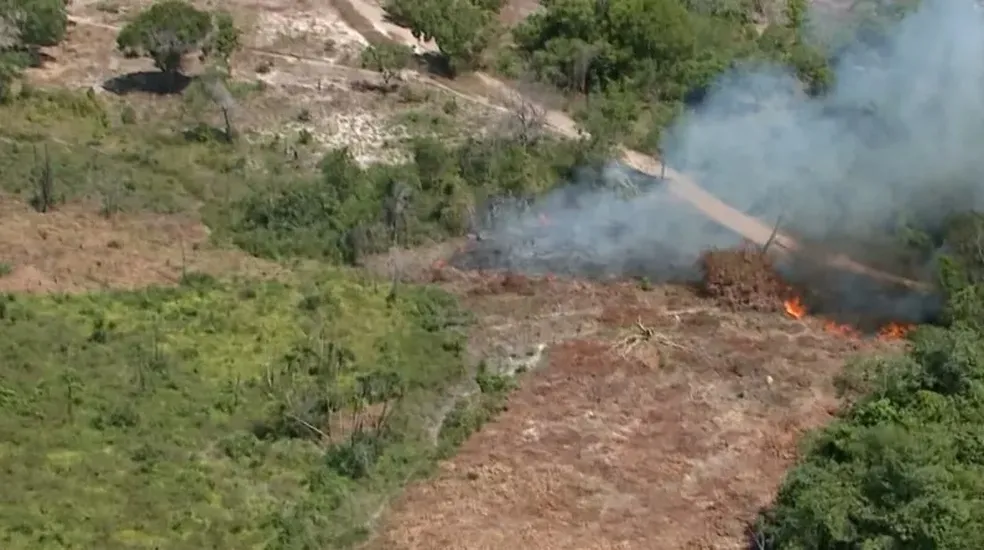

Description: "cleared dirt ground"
356 251 904 550
0 200 282 293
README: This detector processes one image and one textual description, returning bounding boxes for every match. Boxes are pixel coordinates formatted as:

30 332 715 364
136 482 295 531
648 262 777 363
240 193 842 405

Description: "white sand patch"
249 10 367 55
293 110 410 165
253 109 410 166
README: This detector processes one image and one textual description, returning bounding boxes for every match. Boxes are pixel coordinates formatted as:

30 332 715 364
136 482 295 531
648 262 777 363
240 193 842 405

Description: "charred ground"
455 193 944 334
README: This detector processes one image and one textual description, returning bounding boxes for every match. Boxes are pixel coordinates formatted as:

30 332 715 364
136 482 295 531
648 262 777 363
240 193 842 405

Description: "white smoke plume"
459 0 984 306
666 0 984 260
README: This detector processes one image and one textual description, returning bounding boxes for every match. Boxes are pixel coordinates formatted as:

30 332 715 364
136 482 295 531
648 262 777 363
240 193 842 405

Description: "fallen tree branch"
610 319 689 359
286 413 329 443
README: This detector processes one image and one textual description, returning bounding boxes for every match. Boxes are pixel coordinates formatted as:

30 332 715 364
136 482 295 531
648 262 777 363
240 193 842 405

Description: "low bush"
755 212 984 549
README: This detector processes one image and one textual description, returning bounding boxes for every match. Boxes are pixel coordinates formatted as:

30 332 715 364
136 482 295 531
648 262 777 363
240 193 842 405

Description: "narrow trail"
324 0 929 292
65 12 927 291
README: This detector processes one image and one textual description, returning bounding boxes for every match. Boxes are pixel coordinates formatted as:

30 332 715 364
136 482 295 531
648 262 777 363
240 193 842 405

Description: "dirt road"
329 0 927 291
66 8 926 290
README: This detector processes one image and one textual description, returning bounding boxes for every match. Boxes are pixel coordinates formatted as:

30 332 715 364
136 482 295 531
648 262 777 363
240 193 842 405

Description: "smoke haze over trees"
462 0 984 304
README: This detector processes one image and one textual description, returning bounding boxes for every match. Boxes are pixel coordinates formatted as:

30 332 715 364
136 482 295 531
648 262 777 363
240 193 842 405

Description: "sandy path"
331 0 926 291
66 10 925 291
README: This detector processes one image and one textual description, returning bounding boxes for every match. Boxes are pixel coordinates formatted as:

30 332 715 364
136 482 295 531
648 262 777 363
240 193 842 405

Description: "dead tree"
202 73 237 142
761 213 784 256
508 93 546 146
572 43 597 104
384 180 413 246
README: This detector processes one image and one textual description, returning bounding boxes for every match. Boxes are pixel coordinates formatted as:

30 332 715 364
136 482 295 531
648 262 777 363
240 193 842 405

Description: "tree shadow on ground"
382 12 410 28
413 52 453 79
102 71 192 95
33 51 56 68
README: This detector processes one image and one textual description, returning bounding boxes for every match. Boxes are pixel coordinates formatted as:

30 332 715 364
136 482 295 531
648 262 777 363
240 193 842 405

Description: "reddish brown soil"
0 200 282 293
361 246 903 550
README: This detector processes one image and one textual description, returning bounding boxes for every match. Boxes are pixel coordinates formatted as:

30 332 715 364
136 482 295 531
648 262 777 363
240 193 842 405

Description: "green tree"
116 0 238 75
755 211 984 549
202 10 240 72
0 0 67 48
515 0 701 97
513 0 615 94
360 42 413 86
514 0 834 146
575 84 640 152
757 23 833 95
0 0 68 96
784 0 807 31
682 0 756 23
384 0 500 75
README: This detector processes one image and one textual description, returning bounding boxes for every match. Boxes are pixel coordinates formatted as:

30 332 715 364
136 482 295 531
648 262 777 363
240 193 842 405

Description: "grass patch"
0 271 474 548
0 87 296 214
392 108 455 135
0 87 591 268
0 82 539 548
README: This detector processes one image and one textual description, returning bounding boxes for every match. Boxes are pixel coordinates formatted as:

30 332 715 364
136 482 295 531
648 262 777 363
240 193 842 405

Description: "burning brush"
451 178 941 336
697 245 932 340
783 295 915 341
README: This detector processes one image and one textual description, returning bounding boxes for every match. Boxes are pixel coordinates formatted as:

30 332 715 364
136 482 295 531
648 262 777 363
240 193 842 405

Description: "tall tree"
117 0 239 76
384 0 500 75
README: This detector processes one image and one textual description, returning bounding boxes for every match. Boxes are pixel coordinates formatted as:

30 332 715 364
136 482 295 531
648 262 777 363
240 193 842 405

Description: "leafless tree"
572 42 597 102
202 71 236 141
761 213 784 256
499 77 550 146
384 180 413 246
507 93 546 146
31 143 54 213
748 524 771 550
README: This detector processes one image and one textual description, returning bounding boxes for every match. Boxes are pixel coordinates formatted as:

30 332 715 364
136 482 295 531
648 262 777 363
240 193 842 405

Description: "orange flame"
784 296 806 319
432 258 447 269
784 294 913 340
878 322 913 340
824 320 861 339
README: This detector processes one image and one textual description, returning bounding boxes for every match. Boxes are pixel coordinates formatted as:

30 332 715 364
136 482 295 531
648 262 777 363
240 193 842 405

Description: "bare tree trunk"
221 106 233 142
761 213 784 256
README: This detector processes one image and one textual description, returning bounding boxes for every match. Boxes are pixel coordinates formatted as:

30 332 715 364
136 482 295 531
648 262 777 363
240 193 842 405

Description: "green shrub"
116 0 242 74
0 274 471 548
383 0 501 75
360 42 414 86
225 136 584 264
756 211 984 549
